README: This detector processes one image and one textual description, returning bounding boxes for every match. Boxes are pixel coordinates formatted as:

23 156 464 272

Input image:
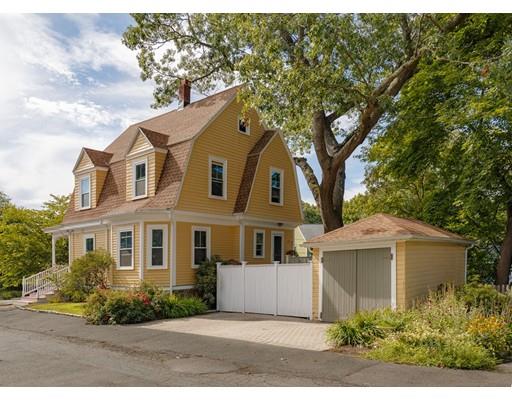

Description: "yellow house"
294 224 323 257
303 213 472 321
45 82 303 292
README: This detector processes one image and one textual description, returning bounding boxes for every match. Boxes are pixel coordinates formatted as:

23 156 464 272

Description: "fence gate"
216 262 312 319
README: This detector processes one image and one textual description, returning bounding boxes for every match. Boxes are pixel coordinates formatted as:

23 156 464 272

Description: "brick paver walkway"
138 312 330 351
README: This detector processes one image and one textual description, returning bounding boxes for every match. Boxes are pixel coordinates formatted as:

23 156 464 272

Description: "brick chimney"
178 79 191 108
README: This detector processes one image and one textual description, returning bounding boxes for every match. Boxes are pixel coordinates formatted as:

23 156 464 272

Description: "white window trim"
269 167 284 206
237 114 250 135
146 224 168 270
208 155 227 200
117 226 134 270
83 233 95 253
253 229 265 258
132 158 148 200
271 231 284 263
191 226 211 268
79 174 91 210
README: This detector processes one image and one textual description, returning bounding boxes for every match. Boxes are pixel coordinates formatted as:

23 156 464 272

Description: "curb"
19 305 84 319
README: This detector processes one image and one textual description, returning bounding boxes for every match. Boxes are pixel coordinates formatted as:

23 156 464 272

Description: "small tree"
58 250 114 302
195 256 224 309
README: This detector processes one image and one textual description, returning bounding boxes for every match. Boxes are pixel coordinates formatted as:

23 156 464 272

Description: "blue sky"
0 13 366 209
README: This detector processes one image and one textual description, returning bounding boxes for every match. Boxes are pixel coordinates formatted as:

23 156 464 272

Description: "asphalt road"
1 306 511 386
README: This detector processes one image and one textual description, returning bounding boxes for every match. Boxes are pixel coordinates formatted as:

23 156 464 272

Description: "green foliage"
195 256 224 309
326 309 409 347
302 201 322 224
0 288 21 300
58 250 113 302
360 14 512 282
329 284 512 369
84 282 207 325
458 282 511 315
0 194 70 289
0 206 52 288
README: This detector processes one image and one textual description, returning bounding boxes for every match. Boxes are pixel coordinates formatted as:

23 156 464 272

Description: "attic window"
270 167 283 206
133 159 147 199
238 115 250 135
80 175 90 209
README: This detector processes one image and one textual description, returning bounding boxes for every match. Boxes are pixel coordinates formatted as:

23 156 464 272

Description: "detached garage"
304 213 472 322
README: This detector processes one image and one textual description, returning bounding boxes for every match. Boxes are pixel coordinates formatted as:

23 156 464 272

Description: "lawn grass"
28 302 86 316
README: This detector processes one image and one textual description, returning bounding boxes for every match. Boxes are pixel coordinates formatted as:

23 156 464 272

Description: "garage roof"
304 213 472 246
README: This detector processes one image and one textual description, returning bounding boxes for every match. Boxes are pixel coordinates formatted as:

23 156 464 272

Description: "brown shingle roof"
61 86 240 225
234 130 277 213
305 213 470 245
139 127 169 149
83 148 113 168
105 85 240 163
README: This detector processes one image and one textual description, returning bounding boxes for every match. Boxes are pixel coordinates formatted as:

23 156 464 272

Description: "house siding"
143 221 171 287
245 136 302 223
111 223 140 287
396 240 406 309
70 228 108 261
175 222 239 286
403 241 465 307
294 228 307 257
243 226 294 264
176 100 266 215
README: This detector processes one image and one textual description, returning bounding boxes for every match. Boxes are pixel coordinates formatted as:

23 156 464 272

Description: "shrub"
195 256 223 309
84 281 207 325
0 288 21 300
58 250 114 302
326 309 409 348
458 283 510 316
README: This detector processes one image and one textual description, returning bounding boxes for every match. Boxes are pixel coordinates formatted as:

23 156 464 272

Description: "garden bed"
326 284 512 370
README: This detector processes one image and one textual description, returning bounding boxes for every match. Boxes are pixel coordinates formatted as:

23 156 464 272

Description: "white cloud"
24 97 117 128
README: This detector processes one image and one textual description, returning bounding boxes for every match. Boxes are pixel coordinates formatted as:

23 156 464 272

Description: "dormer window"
80 175 90 209
238 114 250 135
133 159 147 198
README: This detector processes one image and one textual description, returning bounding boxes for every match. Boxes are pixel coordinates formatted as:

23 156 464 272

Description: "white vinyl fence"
216 262 312 319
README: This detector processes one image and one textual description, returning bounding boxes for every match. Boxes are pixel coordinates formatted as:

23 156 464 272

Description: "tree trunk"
319 163 345 232
496 200 512 284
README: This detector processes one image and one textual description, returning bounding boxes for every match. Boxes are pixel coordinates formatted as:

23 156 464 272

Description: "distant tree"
0 191 11 213
302 201 322 224
0 206 51 288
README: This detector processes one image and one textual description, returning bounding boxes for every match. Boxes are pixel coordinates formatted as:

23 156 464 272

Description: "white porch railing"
22 264 70 298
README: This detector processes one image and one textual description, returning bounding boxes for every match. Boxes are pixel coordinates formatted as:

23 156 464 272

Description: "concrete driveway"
139 312 329 351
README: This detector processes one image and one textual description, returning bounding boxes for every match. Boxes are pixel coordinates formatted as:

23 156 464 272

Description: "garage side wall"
403 241 466 308
312 248 320 320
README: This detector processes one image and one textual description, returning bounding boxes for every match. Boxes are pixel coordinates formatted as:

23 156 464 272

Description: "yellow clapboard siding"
176 100 266 214
294 228 307 257
175 222 239 286
403 241 465 307
311 248 320 320
75 152 94 172
245 136 302 222
396 240 406 309
243 226 294 264
70 229 108 262
128 131 153 156
143 221 171 287
111 224 140 287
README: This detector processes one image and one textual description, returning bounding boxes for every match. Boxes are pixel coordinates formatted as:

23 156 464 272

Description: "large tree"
358 14 512 283
123 13 470 231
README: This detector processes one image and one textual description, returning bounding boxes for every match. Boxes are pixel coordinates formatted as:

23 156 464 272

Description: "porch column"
239 222 245 262
51 235 56 267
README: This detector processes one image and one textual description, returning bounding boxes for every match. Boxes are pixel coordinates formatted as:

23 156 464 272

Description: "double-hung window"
80 175 90 209
253 230 265 258
147 225 168 269
84 234 95 253
118 229 133 269
270 167 283 205
133 160 147 198
192 227 210 267
209 156 227 199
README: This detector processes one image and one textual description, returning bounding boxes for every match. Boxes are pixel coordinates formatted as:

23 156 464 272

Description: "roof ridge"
125 85 241 132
